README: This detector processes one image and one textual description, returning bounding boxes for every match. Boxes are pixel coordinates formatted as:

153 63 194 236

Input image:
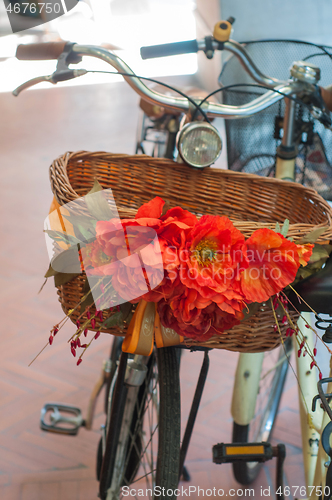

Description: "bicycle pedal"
212 442 274 464
40 403 84 435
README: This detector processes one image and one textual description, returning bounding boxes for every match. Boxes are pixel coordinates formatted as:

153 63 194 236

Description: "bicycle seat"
139 84 217 119
289 256 332 315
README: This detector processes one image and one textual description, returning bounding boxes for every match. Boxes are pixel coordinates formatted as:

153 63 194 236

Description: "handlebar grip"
140 40 199 59
16 41 68 60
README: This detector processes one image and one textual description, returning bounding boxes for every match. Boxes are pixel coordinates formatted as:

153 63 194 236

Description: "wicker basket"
50 151 332 353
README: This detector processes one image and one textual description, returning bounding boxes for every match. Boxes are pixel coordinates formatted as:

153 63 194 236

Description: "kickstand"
179 349 210 481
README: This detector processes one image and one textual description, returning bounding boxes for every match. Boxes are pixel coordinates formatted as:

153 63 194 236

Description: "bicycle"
137 24 332 494
13 18 332 500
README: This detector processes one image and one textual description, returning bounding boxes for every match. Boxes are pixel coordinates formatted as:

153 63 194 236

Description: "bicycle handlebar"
16 41 68 60
71 44 303 119
14 40 324 123
140 37 283 88
140 39 199 59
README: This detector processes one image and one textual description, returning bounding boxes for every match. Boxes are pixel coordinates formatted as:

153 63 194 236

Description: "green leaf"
85 179 114 221
293 244 332 284
297 226 329 244
44 263 57 278
242 302 260 321
50 246 82 274
308 244 332 265
125 311 134 325
62 215 97 236
296 267 315 281
280 219 289 237
44 263 80 288
61 214 97 241
101 311 124 329
275 222 281 233
44 229 83 246
88 178 103 194
76 224 95 242
120 302 134 321
100 302 135 329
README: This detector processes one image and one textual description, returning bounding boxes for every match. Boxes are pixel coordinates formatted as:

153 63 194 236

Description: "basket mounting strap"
122 300 183 355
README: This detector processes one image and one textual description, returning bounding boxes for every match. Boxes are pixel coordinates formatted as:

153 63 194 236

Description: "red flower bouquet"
44 189 324 363
116 197 312 341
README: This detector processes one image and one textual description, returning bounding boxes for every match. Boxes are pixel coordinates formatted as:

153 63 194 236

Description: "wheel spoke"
102 347 180 498
116 355 159 494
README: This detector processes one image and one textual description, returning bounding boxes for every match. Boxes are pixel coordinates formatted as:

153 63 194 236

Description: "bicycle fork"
101 354 150 500
105 356 149 497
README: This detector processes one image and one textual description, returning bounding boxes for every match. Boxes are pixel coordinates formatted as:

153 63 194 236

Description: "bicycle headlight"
177 122 222 168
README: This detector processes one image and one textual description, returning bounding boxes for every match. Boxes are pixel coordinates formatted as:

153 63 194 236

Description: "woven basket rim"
52 149 332 203
49 150 332 240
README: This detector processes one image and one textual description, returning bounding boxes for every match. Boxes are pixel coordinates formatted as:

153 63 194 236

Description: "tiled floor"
0 77 310 499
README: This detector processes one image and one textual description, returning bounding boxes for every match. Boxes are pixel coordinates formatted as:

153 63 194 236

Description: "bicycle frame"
231 131 331 497
294 321 327 498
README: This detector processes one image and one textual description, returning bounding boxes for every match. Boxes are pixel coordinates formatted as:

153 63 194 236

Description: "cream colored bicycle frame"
231 156 331 499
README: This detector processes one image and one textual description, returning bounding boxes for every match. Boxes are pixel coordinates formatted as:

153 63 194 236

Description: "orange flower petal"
135 197 165 219
241 228 300 302
296 243 314 267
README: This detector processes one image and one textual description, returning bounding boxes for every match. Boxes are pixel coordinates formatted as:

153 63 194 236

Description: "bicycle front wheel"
99 346 181 500
232 339 292 484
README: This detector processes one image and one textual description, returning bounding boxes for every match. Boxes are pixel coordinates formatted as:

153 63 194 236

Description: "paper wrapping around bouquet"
122 300 183 355
48 196 74 250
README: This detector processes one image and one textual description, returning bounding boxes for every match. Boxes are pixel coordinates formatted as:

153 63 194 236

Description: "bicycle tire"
104 336 123 415
99 346 180 499
232 339 292 485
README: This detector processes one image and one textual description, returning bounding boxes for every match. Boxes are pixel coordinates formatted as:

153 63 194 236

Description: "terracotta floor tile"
21 482 40 500
39 481 60 500
78 479 99 500
59 480 79 500
0 483 21 500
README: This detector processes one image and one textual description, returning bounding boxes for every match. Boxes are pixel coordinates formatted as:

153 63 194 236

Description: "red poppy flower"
179 215 248 308
79 215 163 304
240 228 303 303
157 282 243 341
135 198 199 280
158 213 197 278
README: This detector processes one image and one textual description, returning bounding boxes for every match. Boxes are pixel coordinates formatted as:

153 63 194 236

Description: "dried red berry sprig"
269 296 323 419
273 294 323 381
65 307 108 365
282 288 332 356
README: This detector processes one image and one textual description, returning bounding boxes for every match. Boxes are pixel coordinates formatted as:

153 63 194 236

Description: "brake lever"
13 68 88 96
310 105 332 129
13 75 54 96
13 41 87 96
304 85 332 129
